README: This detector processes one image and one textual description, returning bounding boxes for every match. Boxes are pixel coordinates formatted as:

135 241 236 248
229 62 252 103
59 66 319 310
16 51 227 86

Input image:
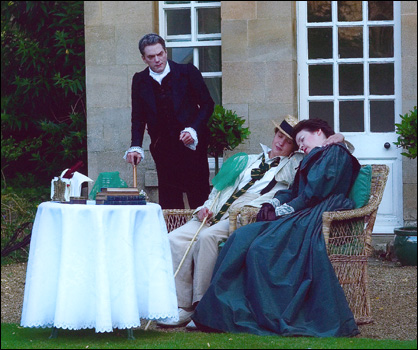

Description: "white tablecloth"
21 202 178 332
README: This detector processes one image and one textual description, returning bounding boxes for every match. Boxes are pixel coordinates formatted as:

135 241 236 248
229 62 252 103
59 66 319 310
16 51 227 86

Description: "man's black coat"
130 60 214 204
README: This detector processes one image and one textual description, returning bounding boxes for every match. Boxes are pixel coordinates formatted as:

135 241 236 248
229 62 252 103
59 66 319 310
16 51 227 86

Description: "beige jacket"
193 151 304 220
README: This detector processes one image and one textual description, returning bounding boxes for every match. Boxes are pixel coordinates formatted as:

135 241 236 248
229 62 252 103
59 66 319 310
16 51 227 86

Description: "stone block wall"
85 1 160 201
401 2 417 225
221 1 298 156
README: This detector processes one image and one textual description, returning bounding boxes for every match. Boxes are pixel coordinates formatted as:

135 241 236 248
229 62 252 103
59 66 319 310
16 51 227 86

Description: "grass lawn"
1 323 417 349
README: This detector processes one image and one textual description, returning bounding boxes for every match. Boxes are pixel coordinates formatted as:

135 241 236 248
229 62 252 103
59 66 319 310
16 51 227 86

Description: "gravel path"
2 258 416 340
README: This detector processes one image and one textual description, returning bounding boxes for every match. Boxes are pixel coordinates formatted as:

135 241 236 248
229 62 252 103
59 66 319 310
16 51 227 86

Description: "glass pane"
308 28 333 59
370 101 395 132
369 63 394 95
369 1 393 21
204 77 221 106
309 102 334 129
338 27 363 58
198 8 221 35
309 65 333 96
338 1 362 22
167 47 193 64
307 1 332 22
339 64 363 95
369 26 394 58
167 9 191 36
339 101 364 132
165 1 190 4
199 46 221 72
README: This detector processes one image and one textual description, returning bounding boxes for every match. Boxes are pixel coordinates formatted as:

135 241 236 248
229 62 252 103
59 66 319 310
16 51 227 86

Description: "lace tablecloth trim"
21 313 179 332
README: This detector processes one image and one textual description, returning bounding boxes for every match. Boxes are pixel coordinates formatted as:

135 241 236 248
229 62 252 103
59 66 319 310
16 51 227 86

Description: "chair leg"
49 327 58 339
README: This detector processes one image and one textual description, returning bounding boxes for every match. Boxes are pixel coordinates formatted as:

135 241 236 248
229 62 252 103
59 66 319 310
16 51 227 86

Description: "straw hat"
272 115 299 140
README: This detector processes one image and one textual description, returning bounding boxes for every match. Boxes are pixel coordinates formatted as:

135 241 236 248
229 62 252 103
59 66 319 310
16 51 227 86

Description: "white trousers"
168 192 258 309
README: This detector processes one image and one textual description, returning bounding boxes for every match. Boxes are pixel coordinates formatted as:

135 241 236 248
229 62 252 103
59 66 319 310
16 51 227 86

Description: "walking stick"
144 193 220 331
144 153 249 331
133 164 137 188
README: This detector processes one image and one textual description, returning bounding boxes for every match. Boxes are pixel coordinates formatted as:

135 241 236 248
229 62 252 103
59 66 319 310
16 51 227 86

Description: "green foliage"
1 1 86 189
208 105 251 157
208 105 251 173
394 106 417 159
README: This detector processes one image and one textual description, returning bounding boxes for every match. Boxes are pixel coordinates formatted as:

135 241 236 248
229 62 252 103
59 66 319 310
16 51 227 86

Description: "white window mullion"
363 1 370 133
332 1 340 131
191 1 197 43
393 1 402 124
297 2 309 121
159 4 166 39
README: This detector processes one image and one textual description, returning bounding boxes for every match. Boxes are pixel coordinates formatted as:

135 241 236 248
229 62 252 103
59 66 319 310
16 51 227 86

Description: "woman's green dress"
192 143 361 337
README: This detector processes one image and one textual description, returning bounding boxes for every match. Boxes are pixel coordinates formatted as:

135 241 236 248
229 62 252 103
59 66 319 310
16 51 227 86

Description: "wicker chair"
163 209 195 232
228 164 390 325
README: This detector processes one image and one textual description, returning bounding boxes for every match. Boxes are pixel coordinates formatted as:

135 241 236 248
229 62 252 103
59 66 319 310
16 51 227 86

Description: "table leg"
49 327 58 339
127 328 135 340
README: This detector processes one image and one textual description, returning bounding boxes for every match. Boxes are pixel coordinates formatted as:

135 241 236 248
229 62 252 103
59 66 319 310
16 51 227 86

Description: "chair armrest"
322 190 383 250
163 209 195 232
229 207 259 232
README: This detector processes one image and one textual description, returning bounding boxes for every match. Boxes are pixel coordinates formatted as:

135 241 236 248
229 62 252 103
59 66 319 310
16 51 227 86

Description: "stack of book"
95 188 146 205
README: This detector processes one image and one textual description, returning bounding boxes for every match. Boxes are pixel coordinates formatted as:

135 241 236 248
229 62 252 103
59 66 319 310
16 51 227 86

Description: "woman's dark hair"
292 119 335 139
138 33 166 56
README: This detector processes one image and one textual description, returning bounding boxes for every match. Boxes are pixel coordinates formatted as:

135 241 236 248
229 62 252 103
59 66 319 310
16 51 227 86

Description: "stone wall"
221 1 298 156
401 2 417 225
84 1 160 201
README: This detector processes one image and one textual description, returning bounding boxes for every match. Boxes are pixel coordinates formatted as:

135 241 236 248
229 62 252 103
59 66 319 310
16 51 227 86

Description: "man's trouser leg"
192 219 230 305
168 219 229 309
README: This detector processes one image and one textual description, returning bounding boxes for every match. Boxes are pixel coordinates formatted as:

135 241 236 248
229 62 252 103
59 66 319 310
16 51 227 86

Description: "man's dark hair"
292 118 335 139
138 33 166 56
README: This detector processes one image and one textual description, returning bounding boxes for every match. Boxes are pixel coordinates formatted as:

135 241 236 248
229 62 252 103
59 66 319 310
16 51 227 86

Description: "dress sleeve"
285 145 356 212
270 153 304 205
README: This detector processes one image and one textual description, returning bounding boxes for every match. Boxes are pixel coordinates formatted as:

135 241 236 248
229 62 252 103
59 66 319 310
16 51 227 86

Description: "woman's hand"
256 203 277 222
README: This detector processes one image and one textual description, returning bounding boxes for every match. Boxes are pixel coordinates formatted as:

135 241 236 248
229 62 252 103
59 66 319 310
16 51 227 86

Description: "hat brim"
272 120 294 140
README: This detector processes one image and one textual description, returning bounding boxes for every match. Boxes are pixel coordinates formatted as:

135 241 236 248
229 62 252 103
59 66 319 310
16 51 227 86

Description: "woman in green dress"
192 119 361 337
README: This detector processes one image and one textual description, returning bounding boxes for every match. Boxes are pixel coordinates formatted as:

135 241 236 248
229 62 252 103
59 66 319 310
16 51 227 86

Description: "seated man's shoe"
156 308 193 328
186 320 198 331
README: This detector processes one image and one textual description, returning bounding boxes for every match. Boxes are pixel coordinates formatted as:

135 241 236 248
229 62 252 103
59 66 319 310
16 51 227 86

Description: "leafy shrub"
394 106 417 159
1 1 86 189
208 105 251 173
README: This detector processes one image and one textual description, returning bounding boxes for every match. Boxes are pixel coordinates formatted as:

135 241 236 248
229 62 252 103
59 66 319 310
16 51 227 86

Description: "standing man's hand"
179 131 194 146
126 152 142 166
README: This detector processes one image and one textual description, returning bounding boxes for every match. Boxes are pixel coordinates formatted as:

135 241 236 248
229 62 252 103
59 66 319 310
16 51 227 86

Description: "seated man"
157 115 348 329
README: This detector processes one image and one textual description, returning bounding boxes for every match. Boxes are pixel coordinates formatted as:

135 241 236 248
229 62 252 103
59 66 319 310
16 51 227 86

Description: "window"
159 1 222 105
298 1 400 133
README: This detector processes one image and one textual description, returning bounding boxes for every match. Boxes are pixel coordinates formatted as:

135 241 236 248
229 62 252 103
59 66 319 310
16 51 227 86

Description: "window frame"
297 1 402 134
158 1 222 80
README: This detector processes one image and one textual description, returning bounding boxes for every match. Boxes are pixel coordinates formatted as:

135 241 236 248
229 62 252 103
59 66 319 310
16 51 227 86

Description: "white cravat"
149 62 171 85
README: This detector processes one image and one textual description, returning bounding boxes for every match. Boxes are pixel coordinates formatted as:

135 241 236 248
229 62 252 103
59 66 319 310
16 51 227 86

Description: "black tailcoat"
130 60 214 207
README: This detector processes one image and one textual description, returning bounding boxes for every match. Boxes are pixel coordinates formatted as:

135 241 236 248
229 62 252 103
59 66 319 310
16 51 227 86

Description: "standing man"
124 33 214 209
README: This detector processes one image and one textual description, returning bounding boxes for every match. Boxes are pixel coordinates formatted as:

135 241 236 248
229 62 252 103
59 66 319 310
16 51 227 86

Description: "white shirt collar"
260 143 284 162
149 62 171 85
